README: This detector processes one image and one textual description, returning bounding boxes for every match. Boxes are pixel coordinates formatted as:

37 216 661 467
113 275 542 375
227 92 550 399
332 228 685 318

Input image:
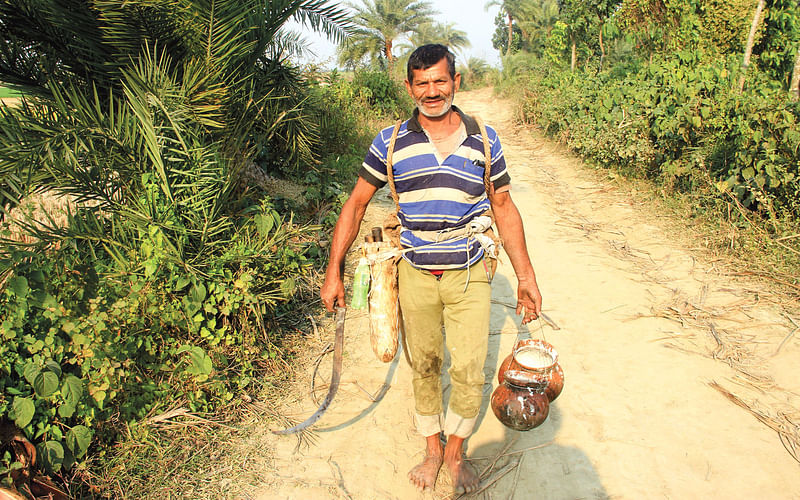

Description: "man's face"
405 58 461 118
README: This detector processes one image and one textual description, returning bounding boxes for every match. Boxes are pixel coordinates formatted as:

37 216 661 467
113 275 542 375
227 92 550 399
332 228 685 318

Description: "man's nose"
425 83 438 96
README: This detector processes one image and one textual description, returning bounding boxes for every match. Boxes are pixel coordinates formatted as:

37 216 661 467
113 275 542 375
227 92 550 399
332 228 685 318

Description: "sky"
291 0 503 69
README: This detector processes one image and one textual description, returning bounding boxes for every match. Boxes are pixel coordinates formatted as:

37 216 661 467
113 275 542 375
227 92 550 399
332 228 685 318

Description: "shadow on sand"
441 272 608 499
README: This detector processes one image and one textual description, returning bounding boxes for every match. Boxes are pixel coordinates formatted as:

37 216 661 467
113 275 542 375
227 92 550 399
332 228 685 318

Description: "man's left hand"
516 277 542 325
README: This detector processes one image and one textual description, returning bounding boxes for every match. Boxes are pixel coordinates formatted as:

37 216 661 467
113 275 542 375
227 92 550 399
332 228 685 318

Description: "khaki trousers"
398 258 491 438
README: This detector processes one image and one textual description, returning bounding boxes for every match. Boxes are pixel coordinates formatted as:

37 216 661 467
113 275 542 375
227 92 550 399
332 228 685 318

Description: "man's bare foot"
444 435 480 494
408 434 444 491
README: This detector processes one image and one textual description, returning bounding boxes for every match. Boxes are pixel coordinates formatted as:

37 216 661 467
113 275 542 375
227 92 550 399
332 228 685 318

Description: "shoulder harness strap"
386 120 402 210
474 116 493 195
385 116 493 210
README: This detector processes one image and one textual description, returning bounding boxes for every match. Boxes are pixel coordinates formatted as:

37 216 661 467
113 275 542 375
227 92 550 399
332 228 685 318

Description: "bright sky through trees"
292 0 502 68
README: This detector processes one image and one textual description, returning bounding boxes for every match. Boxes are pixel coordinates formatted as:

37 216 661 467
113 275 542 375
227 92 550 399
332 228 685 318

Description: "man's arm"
489 190 543 324
321 177 379 312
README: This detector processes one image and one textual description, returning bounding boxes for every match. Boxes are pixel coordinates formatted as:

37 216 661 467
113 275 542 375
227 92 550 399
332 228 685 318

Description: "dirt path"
252 88 800 499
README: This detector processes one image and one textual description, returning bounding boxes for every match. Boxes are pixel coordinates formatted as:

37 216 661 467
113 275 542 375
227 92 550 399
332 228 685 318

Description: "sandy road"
253 88 800 499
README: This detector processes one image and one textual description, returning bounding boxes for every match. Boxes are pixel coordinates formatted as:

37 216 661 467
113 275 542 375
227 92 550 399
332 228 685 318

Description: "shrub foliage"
0 0 365 484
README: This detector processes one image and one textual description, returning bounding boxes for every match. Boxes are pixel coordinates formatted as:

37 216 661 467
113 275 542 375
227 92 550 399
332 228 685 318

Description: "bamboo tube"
364 239 399 363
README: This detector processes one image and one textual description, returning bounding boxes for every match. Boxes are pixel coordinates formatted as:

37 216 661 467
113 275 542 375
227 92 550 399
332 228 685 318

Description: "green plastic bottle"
350 257 370 309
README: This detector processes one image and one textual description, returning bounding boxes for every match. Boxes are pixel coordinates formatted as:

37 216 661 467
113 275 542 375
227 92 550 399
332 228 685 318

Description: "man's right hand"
321 274 345 312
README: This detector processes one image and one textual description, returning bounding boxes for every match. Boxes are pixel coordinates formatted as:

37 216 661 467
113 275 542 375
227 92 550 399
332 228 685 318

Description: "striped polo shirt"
359 106 511 270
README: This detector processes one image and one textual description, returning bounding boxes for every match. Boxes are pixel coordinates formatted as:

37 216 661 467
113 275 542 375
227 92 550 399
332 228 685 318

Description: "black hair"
407 44 456 83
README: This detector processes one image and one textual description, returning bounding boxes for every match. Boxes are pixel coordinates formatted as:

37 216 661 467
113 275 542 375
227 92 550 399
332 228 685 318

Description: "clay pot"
497 339 564 402
491 370 550 431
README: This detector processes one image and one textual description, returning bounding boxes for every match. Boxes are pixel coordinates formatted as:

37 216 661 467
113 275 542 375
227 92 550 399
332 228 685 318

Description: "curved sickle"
273 307 346 435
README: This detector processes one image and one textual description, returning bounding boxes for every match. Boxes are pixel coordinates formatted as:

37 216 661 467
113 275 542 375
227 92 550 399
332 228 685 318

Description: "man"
321 44 542 494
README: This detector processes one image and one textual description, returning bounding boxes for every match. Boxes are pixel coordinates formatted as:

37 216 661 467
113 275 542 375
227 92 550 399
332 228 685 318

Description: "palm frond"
293 0 355 45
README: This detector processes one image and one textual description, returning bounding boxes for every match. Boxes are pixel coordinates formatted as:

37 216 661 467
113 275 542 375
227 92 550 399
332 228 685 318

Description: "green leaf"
61 375 84 407
175 276 191 291
44 360 62 377
36 441 64 473
66 425 92 459
1 320 15 340
742 167 755 180
12 397 35 428
144 260 158 276
255 213 274 237
92 390 107 408
58 403 76 418
179 345 213 376
189 283 207 303
23 362 40 385
72 333 89 345
50 426 63 441
34 371 59 398
8 276 28 296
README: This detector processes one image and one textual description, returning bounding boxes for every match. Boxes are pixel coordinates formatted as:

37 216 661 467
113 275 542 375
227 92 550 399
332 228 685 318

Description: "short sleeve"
357 129 391 188
487 126 511 190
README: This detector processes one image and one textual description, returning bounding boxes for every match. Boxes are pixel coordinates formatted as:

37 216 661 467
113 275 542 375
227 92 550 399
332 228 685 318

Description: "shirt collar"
407 105 480 136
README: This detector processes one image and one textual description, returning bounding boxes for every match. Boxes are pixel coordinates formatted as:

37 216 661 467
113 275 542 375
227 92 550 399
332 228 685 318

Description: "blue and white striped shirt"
359 107 511 270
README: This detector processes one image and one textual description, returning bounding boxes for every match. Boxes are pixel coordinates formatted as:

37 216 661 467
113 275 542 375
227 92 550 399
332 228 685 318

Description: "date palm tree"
393 21 471 77
406 22 471 55
515 0 560 48
458 56 492 88
0 0 352 270
338 0 437 68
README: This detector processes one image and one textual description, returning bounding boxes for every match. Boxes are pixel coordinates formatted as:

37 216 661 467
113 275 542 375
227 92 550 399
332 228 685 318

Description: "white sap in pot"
515 348 554 369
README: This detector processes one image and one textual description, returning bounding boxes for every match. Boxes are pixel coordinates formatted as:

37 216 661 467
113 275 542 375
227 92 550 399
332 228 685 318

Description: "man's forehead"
410 62 452 82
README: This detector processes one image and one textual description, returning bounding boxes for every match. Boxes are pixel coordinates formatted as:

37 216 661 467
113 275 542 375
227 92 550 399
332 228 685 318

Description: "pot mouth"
504 369 549 390
512 341 558 372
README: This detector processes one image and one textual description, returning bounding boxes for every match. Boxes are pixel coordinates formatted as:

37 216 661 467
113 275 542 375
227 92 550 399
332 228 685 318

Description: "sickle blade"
273 307 346 435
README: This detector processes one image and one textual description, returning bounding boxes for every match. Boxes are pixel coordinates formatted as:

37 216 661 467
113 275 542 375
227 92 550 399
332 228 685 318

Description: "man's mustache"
422 96 445 102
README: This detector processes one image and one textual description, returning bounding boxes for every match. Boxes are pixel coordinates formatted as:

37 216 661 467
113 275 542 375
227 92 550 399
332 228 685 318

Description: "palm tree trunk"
385 38 393 70
790 45 800 102
571 39 577 72
507 13 513 56
737 0 766 93
598 28 605 70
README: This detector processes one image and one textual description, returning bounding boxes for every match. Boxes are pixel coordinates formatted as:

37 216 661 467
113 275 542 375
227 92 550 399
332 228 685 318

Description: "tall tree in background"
558 0 587 70
754 0 800 93
698 0 756 53
617 0 702 58
791 46 800 100
516 0 560 50
491 12 523 55
338 0 437 68
738 0 766 92
486 0 527 55
405 22 471 55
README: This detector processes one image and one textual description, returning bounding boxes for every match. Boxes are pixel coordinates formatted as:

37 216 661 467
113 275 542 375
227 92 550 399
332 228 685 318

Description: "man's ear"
404 79 412 97
454 72 461 92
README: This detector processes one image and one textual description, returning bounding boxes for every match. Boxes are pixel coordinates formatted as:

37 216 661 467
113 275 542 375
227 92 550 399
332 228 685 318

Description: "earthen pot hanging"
497 339 564 402
491 370 550 431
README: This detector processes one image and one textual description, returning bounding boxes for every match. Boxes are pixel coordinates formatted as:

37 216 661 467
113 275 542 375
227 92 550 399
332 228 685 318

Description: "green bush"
0 196 312 475
504 52 800 219
351 69 412 117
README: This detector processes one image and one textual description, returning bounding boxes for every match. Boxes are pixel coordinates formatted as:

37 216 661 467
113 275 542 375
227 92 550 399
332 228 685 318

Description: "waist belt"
406 215 498 259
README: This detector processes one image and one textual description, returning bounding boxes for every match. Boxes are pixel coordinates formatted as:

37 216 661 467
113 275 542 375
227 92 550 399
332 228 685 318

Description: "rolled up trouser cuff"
443 407 478 438
416 412 444 437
